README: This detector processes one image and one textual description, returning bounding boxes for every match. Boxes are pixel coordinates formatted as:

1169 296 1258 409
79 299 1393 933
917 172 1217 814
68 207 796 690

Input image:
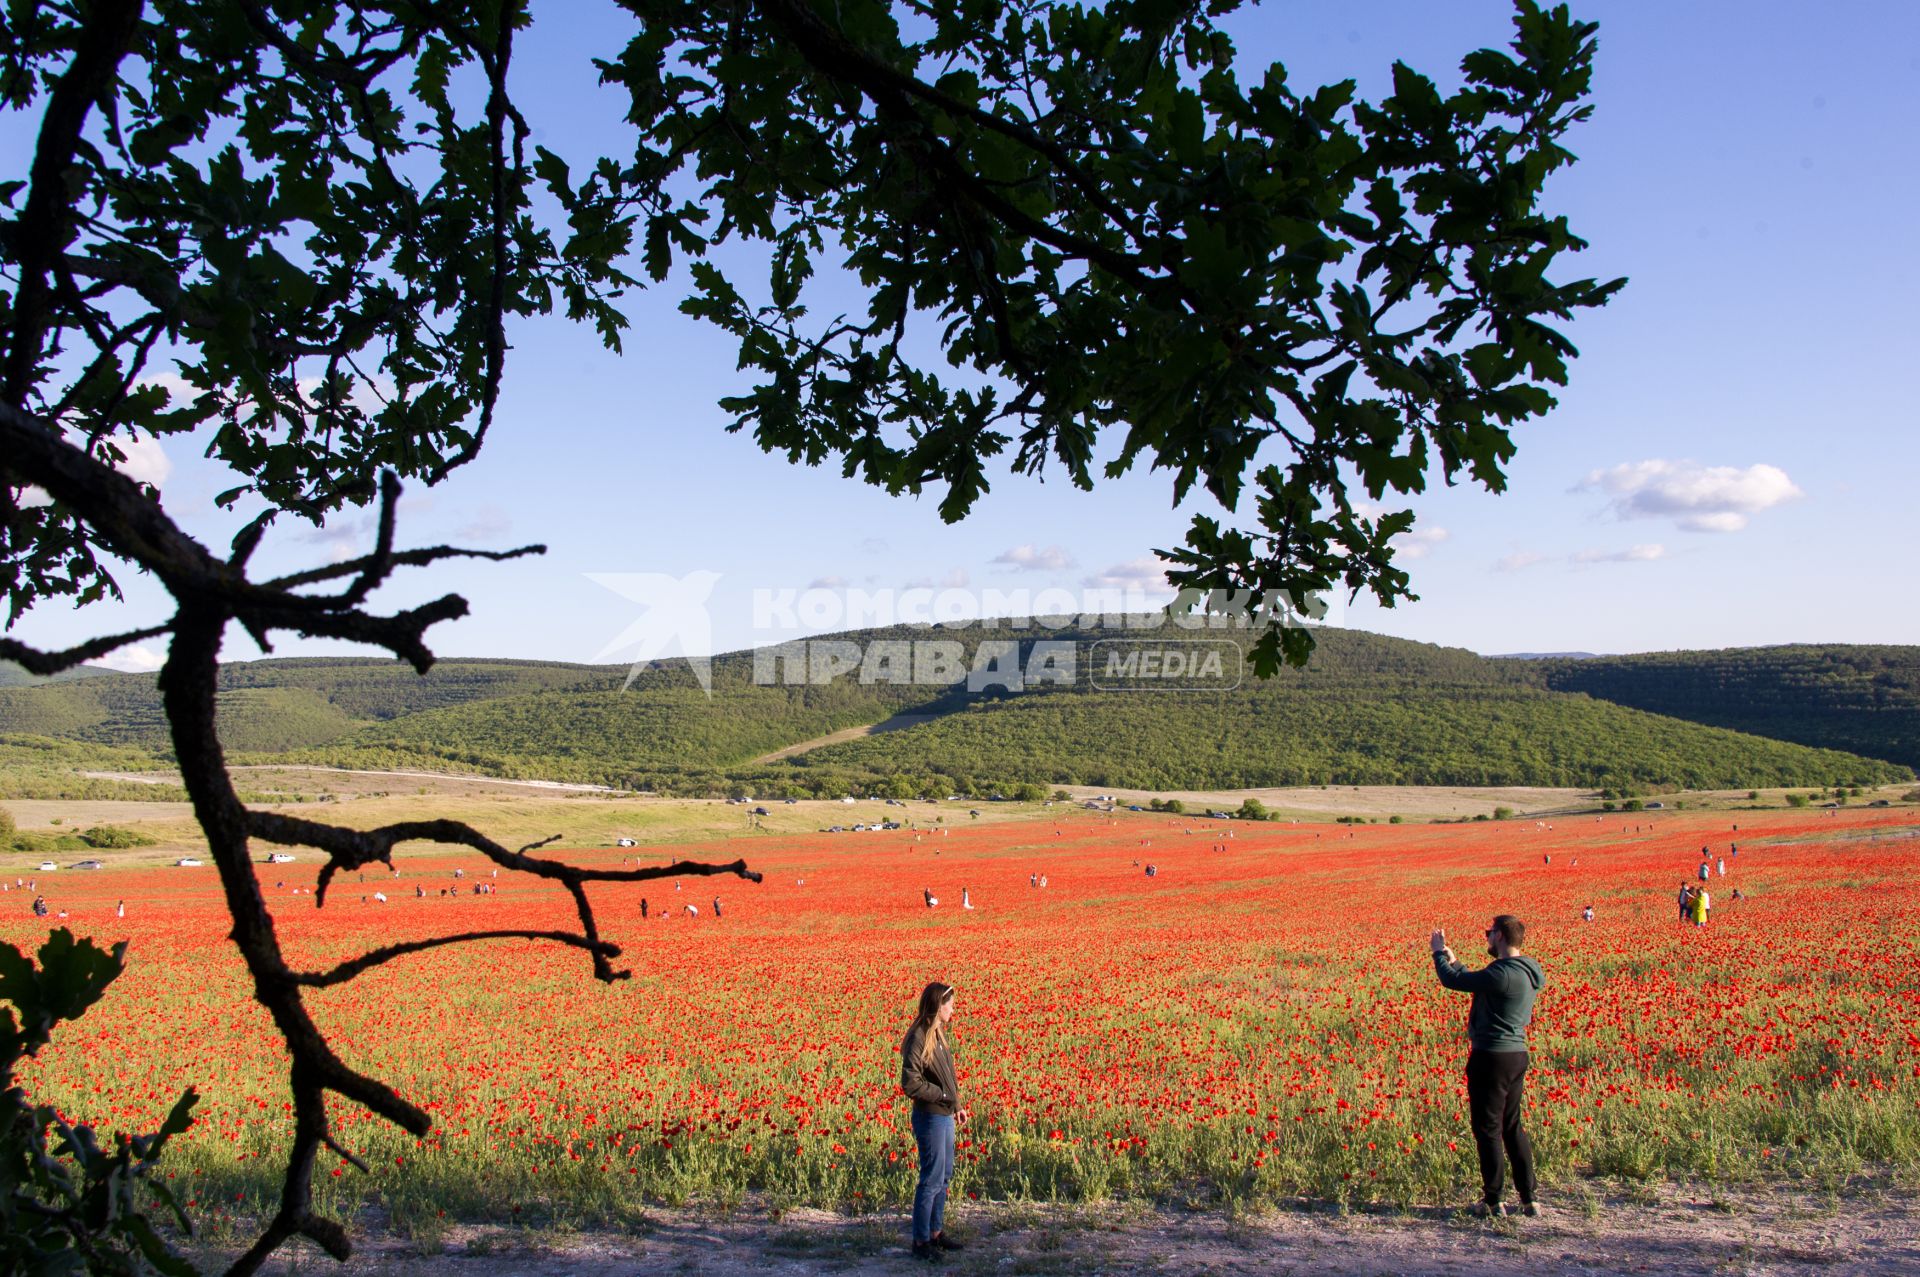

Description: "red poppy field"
6 805 1919 1234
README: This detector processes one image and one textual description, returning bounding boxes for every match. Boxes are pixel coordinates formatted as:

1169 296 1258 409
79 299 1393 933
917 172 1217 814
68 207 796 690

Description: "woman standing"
900 981 964 1260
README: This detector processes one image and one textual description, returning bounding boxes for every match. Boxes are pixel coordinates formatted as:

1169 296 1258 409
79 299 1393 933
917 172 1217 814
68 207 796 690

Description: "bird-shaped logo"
586 570 722 697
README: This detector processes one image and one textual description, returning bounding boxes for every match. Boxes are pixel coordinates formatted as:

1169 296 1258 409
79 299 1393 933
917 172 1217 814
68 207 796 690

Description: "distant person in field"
962 887 973 910
32 895 49 917
900 981 964 1261
1698 861 1710 883
116 900 125 919
1677 883 1691 920
923 887 938 909
641 898 649 919
1692 887 1710 927
1716 857 1726 877
712 897 722 919
1430 916 1545 1218
1581 905 1594 923
1731 887 1745 903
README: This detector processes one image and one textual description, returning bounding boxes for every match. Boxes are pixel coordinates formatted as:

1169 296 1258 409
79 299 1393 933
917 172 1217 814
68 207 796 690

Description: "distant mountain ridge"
0 626 1912 795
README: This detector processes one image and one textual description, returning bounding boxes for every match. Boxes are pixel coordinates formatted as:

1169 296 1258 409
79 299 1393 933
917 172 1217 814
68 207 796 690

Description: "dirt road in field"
213 1178 1920 1276
748 713 946 764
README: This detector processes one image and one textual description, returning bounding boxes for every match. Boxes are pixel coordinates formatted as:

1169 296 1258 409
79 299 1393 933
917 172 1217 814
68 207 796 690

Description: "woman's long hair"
910 981 955 1066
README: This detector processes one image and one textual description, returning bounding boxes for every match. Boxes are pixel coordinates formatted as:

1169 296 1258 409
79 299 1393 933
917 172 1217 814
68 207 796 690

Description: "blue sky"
8 0 1918 671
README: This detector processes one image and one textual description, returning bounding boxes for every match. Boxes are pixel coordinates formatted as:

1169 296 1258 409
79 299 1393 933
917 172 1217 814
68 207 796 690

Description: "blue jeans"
910 1109 954 1243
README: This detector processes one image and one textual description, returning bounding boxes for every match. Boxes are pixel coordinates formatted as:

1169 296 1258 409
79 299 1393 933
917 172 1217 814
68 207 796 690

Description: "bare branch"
263 540 545 593
250 810 765 903
0 623 172 675
294 929 620 988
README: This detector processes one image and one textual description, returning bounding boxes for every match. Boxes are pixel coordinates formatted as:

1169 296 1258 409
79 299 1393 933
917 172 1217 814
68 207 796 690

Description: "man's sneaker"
1467 1200 1506 1218
932 1232 966 1252
1520 1200 1544 1218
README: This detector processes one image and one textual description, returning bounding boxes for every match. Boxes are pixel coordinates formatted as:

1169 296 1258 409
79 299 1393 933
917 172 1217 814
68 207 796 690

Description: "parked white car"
175 858 204 867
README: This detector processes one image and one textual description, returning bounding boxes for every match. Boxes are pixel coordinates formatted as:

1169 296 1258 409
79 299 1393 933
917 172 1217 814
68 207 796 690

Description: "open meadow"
4 798 1919 1269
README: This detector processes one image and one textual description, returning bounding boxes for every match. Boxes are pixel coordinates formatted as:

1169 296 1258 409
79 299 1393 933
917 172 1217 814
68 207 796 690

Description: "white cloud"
1572 544 1667 564
297 512 373 562
1083 557 1171 590
13 433 172 509
110 436 172 489
1494 551 1547 573
1390 526 1449 559
1578 459 1800 532
95 643 166 673
901 568 972 590
993 544 1076 572
454 505 511 542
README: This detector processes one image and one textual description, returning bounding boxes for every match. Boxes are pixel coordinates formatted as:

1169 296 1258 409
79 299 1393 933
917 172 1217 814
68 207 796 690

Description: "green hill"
794 683 1895 792
0 659 118 689
1518 646 1920 774
0 626 1912 795
0 657 613 754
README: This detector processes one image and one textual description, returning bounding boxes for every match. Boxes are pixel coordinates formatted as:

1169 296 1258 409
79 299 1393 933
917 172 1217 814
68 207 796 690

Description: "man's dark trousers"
1466 1050 1536 1205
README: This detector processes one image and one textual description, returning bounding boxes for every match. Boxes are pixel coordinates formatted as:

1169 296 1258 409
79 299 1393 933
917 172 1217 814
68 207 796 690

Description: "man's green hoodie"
1433 951 1545 1052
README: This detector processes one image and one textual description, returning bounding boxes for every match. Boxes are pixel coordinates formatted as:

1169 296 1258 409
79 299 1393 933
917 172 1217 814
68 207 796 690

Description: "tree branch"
0 623 172 675
2 0 147 403
294 929 620 988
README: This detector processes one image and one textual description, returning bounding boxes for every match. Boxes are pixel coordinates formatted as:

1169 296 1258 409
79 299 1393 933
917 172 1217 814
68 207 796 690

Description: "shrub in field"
79 826 156 850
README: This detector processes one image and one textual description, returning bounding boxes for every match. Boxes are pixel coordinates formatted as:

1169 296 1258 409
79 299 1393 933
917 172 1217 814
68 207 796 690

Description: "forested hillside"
1522 646 1920 772
1 626 1912 795
0 657 613 753
793 684 1901 792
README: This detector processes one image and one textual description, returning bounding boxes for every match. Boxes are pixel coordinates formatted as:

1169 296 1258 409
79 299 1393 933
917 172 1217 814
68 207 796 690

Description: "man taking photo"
1430 915 1546 1217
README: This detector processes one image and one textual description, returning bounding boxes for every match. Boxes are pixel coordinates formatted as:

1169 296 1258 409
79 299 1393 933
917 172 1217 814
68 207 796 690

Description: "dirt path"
210 1178 1920 1276
748 713 945 765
